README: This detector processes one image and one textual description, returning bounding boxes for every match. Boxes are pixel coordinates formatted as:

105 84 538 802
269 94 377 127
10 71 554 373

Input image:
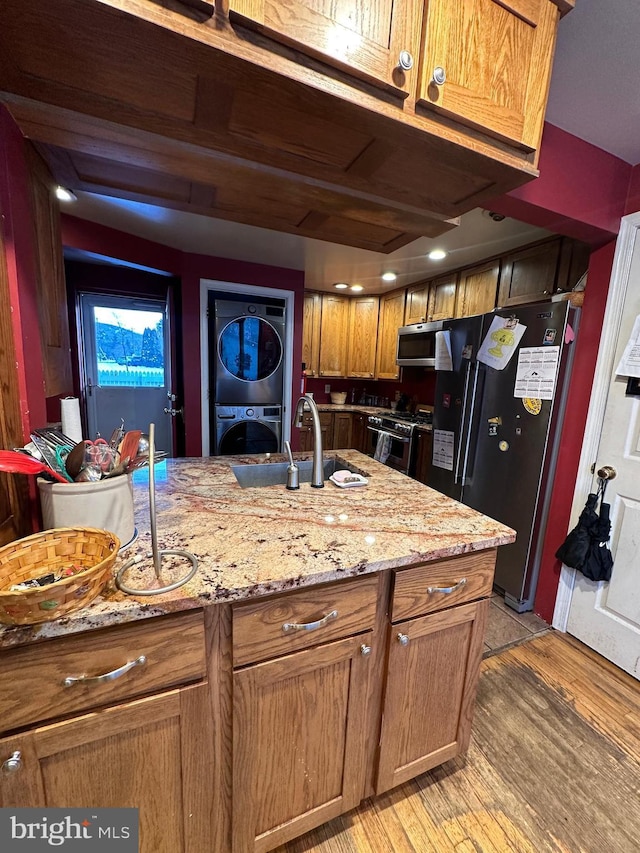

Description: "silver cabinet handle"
398 50 414 71
2 751 21 774
63 655 147 687
360 644 371 656
397 633 409 646
432 66 446 86
282 610 338 633
427 578 467 595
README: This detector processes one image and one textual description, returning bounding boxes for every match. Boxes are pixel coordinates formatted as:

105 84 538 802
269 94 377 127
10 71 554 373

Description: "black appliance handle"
454 361 481 485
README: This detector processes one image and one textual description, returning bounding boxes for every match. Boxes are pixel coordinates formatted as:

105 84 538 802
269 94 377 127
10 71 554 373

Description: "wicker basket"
0 527 120 626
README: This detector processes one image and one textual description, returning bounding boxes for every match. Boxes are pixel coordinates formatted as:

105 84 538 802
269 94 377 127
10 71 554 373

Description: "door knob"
597 466 617 481
164 406 184 418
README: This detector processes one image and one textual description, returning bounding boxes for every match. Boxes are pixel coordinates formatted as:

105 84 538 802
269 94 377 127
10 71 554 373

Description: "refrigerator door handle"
454 361 480 485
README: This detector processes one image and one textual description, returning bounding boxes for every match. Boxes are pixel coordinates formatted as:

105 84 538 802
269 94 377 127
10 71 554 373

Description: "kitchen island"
0 452 515 852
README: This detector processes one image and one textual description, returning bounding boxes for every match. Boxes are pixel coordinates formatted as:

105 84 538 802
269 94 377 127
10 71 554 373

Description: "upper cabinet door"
229 0 424 97
417 0 560 151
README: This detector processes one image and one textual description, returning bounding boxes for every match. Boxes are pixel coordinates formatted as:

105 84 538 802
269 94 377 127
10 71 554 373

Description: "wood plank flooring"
276 631 640 853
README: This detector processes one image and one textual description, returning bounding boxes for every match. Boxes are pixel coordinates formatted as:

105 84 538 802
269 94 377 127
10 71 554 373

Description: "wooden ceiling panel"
6 6 198 124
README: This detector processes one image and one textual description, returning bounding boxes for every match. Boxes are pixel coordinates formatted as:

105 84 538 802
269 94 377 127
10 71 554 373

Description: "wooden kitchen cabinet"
333 411 353 449
0 611 214 853
412 428 433 485
233 634 372 851
299 410 334 451
231 578 377 850
376 550 495 793
351 412 372 455
375 290 406 380
497 237 562 307
405 282 430 325
347 296 379 378
556 236 590 293
417 0 561 154
455 259 500 318
302 292 322 377
228 0 423 99
318 294 349 378
427 272 458 321
0 1 573 261
376 599 488 793
0 687 212 852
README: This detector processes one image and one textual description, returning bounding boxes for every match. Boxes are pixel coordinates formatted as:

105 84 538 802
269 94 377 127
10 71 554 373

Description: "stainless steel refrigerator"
429 301 579 612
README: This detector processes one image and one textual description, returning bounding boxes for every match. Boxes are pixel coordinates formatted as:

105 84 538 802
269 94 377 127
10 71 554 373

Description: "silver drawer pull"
282 610 338 633
2 751 22 774
63 655 147 687
427 578 467 595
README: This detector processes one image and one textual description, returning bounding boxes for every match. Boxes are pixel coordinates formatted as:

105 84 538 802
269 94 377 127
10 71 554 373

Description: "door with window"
79 294 175 456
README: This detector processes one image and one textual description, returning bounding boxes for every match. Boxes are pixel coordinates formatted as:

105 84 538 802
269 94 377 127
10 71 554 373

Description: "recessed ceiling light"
350 284 364 292
54 186 77 203
381 272 397 282
334 282 349 289
428 248 447 261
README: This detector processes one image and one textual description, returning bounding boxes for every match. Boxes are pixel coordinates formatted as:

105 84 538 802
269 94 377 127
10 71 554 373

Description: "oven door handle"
366 426 410 443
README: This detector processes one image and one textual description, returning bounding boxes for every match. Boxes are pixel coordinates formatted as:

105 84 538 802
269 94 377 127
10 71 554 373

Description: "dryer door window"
218 421 279 455
218 317 282 382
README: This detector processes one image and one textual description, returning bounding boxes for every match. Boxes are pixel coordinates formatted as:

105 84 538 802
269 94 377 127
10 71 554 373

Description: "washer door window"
218 421 279 455
218 316 282 382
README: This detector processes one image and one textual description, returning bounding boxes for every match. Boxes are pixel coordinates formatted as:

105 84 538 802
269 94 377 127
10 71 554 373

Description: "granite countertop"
0 451 515 649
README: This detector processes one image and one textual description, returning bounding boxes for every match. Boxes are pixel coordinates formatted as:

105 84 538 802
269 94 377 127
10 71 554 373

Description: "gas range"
366 410 433 475
367 410 433 438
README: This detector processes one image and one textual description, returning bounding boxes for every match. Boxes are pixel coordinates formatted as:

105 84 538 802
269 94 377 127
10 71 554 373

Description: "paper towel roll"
61 397 83 443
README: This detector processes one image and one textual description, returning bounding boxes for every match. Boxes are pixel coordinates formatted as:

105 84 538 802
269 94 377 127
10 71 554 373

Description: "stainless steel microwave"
396 320 444 367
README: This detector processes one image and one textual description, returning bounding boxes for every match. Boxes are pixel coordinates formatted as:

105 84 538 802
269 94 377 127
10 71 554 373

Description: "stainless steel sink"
231 456 371 489
232 457 340 489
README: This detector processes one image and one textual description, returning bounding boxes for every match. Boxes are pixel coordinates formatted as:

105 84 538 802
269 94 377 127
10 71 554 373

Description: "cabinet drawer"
0 610 206 734
233 575 378 667
391 550 496 623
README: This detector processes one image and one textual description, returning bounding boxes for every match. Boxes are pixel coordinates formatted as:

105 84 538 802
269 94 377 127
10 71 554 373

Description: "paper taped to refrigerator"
615 314 640 378
477 316 526 370
513 346 560 400
434 330 453 370
432 429 455 471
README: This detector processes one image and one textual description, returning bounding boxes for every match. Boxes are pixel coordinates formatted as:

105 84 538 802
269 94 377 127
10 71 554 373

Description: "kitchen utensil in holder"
115 424 197 595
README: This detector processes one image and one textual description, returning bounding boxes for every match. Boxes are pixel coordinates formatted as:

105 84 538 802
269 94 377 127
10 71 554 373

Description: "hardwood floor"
276 631 640 853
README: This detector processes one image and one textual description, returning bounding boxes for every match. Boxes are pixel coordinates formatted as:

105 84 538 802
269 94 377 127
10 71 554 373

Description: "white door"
556 213 640 679
79 293 175 455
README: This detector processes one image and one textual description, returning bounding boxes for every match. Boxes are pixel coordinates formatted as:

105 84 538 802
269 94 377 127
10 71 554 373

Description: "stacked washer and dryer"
212 298 285 456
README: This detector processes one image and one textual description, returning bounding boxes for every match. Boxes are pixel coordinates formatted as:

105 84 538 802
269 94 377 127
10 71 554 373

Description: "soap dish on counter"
329 470 368 488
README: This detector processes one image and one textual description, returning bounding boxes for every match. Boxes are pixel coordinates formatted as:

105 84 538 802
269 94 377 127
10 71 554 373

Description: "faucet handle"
284 441 295 466
284 441 300 490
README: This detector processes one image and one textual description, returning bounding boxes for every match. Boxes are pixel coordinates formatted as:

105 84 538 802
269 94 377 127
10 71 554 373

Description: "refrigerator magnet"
543 328 557 344
522 398 542 415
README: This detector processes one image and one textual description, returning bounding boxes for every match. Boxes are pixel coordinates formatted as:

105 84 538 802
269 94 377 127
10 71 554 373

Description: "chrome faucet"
293 393 324 488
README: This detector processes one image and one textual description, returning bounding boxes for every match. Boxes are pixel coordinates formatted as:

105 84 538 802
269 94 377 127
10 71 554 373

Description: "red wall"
488 123 630 621
0 105 47 440
533 240 616 620
489 123 631 247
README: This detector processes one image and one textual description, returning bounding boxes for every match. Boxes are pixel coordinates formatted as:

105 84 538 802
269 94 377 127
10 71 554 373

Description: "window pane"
94 307 165 388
